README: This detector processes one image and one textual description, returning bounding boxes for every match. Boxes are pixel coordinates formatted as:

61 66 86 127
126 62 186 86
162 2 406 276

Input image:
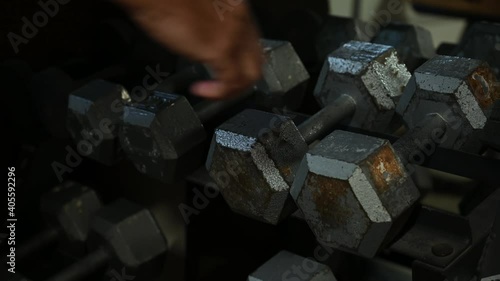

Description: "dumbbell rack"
3 7 500 281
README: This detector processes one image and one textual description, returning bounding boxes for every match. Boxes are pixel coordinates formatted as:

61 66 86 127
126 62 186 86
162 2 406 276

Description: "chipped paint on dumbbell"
207 110 308 224
372 22 435 71
247 251 337 281
397 55 500 151
315 41 411 132
290 130 419 257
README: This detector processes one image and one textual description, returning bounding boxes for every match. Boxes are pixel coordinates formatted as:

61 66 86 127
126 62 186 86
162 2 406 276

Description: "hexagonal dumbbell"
32 64 128 138
67 80 130 166
66 64 208 166
254 39 310 110
291 56 500 258
397 55 500 153
120 39 309 183
206 41 411 225
17 181 102 260
315 16 372 67
278 12 371 70
46 199 167 281
293 56 500 257
371 22 435 72
247 251 337 281
454 21 500 77
315 41 411 132
291 130 421 258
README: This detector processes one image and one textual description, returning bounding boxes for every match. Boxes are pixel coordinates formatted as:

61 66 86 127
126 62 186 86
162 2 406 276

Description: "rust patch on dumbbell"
365 144 404 194
468 67 500 109
308 173 351 225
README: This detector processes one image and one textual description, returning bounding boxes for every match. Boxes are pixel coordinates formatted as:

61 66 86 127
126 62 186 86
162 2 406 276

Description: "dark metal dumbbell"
119 39 309 183
17 181 101 260
371 22 435 72
291 55 500 258
397 55 500 153
31 63 129 138
66 64 208 166
454 21 500 77
46 199 167 281
206 41 412 225
278 10 372 71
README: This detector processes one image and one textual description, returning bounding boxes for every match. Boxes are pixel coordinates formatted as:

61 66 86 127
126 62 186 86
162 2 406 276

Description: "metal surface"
120 92 206 182
393 113 448 165
392 190 500 281
255 39 310 110
298 95 356 144
371 22 435 72
206 109 308 225
291 130 419 257
314 41 411 132
67 80 130 166
397 55 500 152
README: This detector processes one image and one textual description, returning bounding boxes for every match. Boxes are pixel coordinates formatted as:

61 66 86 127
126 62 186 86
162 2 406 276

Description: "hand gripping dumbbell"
17 181 101 260
205 41 411 225
119 39 309 183
371 22 435 72
247 251 337 281
291 56 500 258
45 199 167 281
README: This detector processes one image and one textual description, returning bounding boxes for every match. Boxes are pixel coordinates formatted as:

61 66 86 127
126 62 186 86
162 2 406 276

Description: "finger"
190 80 225 99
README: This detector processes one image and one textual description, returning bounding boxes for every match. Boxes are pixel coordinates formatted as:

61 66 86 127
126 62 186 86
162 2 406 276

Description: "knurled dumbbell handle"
17 227 60 261
393 113 448 165
45 247 110 281
298 94 356 144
